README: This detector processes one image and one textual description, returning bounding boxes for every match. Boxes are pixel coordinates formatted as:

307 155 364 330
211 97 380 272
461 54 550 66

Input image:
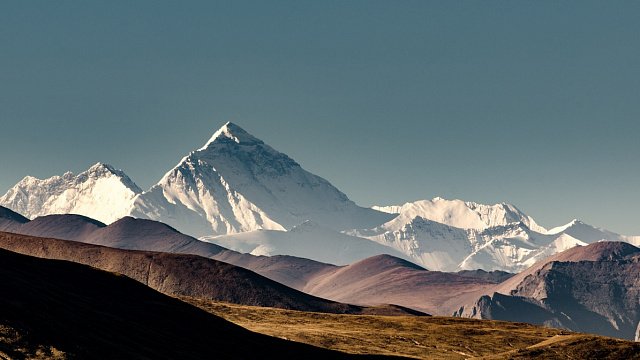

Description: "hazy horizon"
2 1 639 234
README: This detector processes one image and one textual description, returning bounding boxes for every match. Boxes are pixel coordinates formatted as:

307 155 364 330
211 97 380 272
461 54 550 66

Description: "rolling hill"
0 247 383 359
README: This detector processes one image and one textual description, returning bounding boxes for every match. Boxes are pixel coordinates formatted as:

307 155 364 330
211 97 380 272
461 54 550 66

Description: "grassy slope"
183 298 640 360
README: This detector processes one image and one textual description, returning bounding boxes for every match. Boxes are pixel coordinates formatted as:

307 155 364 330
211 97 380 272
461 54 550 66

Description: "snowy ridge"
0 163 141 224
545 219 640 245
352 200 637 272
372 198 546 233
350 216 472 271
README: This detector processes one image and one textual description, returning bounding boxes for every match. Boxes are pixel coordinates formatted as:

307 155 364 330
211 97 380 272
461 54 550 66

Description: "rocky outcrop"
456 242 640 340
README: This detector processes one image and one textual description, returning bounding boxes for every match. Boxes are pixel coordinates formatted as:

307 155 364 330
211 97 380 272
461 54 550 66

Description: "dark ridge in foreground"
0 231 424 316
0 247 400 360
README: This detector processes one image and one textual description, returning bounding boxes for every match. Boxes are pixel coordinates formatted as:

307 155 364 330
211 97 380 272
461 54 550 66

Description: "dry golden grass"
180 297 640 359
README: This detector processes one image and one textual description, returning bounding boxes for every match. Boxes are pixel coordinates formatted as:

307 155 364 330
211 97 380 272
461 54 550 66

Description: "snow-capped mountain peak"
0 163 142 224
372 197 546 233
358 196 640 272
130 122 394 237
6 122 638 273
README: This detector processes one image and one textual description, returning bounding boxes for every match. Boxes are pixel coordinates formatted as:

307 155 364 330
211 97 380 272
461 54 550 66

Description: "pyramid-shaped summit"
199 122 263 149
129 122 394 237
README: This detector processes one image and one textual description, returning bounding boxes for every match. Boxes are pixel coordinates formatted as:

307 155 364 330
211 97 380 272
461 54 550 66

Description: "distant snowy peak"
350 215 473 272
359 197 640 272
373 197 546 233
130 122 393 237
546 218 640 246
0 163 142 224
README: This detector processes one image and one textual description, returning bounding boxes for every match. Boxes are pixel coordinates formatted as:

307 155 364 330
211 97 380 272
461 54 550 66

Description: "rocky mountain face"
454 242 640 340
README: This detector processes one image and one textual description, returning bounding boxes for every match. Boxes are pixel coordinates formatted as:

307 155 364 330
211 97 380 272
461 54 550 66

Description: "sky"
1 1 639 233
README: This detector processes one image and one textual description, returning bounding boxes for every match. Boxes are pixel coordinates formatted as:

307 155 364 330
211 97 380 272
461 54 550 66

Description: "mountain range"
2 205 638 341
2 122 639 272
4 239 637 359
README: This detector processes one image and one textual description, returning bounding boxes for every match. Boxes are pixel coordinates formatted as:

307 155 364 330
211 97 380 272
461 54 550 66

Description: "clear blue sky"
1 1 639 233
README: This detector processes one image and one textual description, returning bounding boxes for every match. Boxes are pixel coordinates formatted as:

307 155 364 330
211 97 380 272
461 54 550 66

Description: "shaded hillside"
0 206 29 232
456 242 640 340
214 252 338 290
0 248 384 359
13 215 226 257
0 231 419 316
0 209 338 290
15 214 106 242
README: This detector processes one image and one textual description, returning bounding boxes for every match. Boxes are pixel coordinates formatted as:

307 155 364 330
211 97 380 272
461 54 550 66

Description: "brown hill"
0 208 497 315
16 214 106 241
0 247 397 359
0 209 339 290
303 254 495 314
0 231 422 316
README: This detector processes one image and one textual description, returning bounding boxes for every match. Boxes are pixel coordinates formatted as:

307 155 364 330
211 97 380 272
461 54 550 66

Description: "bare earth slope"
0 247 392 360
